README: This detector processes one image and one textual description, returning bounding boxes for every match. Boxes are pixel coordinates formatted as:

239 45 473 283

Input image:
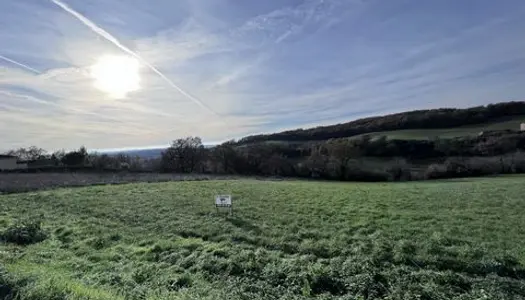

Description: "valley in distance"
2 101 525 299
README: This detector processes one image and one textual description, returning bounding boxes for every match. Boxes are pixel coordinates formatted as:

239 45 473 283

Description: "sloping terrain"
2 177 525 299
238 102 525 144
349 115 525 140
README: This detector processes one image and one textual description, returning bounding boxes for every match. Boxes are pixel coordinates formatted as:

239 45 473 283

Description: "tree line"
2 146 143 171
4 118 525 181
4 146 89 167
153 132 525 181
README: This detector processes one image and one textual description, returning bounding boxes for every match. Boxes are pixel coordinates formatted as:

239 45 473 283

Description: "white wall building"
16 162 28 169
521 123 525 131
0 155 18 170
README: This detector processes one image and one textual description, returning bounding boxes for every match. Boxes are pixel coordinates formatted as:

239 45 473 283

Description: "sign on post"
215 195 232 215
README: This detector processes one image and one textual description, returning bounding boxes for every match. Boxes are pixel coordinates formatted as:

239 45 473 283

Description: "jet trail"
50 0 219 116
0 55 40 74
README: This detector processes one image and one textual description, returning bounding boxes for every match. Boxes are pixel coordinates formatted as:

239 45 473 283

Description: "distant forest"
238 101 525 144
4 101 525 182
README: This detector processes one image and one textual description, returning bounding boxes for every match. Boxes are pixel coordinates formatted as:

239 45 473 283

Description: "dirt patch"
0 172 241 194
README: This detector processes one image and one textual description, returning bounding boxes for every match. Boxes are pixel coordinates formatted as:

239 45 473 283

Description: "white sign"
215 195 232 206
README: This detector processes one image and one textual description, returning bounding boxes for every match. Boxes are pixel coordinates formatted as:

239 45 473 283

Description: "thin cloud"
49 0 219 117
1 0 525 150
0 88 165 138
0 54 40 74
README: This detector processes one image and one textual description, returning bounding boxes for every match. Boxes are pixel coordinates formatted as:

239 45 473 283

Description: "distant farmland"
348 115 525 140
246 116 525 147
2 177 525 299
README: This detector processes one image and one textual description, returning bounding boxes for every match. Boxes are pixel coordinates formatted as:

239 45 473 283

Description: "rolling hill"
101 145 216 159
110 147 167 159
238 101 525 144
348 115 525 140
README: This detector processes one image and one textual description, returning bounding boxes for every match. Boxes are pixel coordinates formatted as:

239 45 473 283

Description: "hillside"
2 177 525 299
101 145 216 159
105 147 166 159
238 101 525 144
245 116 524 147
348 115 525 141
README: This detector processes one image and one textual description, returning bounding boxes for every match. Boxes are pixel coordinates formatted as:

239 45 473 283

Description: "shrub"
167 273 193 290
425 157 497 179
346 168 391 182
444 157 470 176
385 159 412 181
424 163 448 179
507 151 525 173
466 157 501 176
340 161 391 182
423 153 525 180
0 265 17 300
1 219 47 245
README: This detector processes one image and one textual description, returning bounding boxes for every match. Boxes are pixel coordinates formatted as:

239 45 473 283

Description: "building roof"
0 154 16 159
18 158 56 164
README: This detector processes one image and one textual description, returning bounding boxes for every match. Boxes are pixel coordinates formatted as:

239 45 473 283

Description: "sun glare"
90 55 141 99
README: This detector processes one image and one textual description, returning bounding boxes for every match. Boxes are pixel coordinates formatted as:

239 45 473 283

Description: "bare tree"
325 139 361 179
212 140 238 173
161 137 204 173
306 145 328 178
5 146 48 161
62 146 88 167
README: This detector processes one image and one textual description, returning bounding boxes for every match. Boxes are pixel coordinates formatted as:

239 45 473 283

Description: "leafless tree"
5 146 47 161
161 137 204 173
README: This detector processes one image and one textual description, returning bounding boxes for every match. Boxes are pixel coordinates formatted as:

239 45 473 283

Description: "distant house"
0 155 31 170
16 161 28 169
0 156 62 171
521 123 525 131
0 155 19 170
19 158 59 169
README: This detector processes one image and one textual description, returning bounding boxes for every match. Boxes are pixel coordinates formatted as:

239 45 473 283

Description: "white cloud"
1 0 525 151
50 0 219 116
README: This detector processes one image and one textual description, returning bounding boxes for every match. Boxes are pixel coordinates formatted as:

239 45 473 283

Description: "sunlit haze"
1 0 525 151
90 55 141 99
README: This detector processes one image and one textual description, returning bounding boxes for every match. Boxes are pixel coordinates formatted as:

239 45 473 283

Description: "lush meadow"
347 116 524 141
1 176 525 299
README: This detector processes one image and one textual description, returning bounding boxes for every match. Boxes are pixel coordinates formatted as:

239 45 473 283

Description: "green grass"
350 116 525 140
252 116 524 145
2 177 525 299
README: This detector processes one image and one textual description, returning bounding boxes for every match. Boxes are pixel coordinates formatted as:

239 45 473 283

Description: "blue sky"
1 0 525 151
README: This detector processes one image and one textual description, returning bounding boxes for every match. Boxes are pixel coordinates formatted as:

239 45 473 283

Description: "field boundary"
0 172 300 194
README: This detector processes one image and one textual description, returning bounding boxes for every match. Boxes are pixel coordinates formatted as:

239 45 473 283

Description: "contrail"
0 54 40 74
0 89 162 135
50 0 219 116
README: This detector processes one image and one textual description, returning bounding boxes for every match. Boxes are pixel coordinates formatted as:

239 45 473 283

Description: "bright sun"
90 55 141 99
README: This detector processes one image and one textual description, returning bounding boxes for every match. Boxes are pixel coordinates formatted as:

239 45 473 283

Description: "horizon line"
93 142 220 153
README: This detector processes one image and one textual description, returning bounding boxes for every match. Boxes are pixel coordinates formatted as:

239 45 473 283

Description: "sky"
1 0 525 151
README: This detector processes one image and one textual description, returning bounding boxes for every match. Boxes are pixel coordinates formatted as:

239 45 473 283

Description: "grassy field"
350 116 525 141
253 116 525 145
2 177 525 299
